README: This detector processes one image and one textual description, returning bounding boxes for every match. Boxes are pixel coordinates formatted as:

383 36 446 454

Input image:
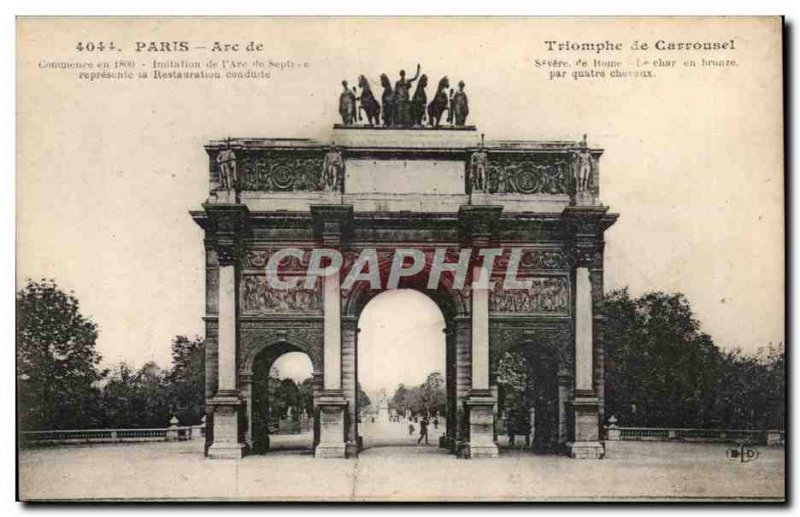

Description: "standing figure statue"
393 63 421 125
452 80 469 126
357 75 381 126
447 88 454 124
338 80 357 125
410 74 428 126
321 144 344 192
216 139 237 190
427 76 450 127
575 149 594 196
352 87 360 122
470 140 489 192
379 73 395 127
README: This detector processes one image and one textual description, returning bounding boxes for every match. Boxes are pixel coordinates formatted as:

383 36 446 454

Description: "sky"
17 18 783 383
357 290 446 394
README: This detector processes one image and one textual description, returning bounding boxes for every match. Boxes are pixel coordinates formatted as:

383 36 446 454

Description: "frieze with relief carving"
485 154 570 195
489 276 569 314
235 151 325 192
495 248 570 271
245 250 310 272
241 274 321 313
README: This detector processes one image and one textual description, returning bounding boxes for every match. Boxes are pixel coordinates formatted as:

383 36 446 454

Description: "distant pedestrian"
408 423 415 436
433 417 439 430
417 417 429 445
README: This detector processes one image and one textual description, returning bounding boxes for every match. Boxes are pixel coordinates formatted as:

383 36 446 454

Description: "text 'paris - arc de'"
191 71 618 460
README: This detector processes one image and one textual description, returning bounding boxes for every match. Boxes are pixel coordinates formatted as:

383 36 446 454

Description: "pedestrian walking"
433 417 439 430
408 423 415 436
417 416 429 445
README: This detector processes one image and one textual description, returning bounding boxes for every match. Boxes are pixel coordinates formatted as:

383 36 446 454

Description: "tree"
16 279 106 430
166 335 205 425
390 384 409 414
420 372 446 416
604 289 725 427
357 382 372 411
298 377 315 416
603 288 785 430
494 351 534 434
389 373 446 417
99 361 171 428
713 343 785 430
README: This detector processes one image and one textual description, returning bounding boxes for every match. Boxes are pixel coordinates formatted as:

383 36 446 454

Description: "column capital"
217 243 239 267
341 315 359 330
203 203 250 266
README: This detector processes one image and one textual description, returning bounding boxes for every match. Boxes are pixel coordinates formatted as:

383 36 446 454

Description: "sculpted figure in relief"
243 275 320 313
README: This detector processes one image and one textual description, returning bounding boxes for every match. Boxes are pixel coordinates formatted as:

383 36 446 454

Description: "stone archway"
341 257 469 452
194 125 618 460
240 337 322 454
353 289 448 450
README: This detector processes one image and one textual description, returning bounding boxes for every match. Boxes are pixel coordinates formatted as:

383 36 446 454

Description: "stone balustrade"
604 419 784 446
20 417 206 447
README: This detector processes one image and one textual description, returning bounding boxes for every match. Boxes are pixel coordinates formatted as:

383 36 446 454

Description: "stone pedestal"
465 390 499 458
567 395 604 459
766 430 783 447
207 395 245 459
315 391 348 458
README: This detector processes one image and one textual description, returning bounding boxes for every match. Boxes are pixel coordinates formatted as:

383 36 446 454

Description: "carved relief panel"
235 151 325 192
485 154 571 195
241 274 321 314
489 276 570 314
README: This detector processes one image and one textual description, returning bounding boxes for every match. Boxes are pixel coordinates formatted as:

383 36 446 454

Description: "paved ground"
19 420 785 502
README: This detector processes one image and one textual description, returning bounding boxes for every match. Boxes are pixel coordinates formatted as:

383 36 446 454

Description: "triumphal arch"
191 77 617 460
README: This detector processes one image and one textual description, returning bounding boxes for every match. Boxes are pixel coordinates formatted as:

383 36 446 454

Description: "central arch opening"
356 289 450 452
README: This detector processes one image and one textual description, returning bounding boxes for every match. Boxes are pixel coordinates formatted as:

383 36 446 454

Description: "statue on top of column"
379 73 395 127
339 80 357 125
427 76 450 127
469 134 489 193
216 138 237 190
450 80 469 126
321 144 344 192
410 74 428 125
574 135 595 201
393 63 421 125
357 75 381 126
336 67 473 127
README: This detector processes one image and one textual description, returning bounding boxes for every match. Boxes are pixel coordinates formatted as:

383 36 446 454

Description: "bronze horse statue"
427 76 450 128
410 74 428 126
357 75 381 126
379 73 395 127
